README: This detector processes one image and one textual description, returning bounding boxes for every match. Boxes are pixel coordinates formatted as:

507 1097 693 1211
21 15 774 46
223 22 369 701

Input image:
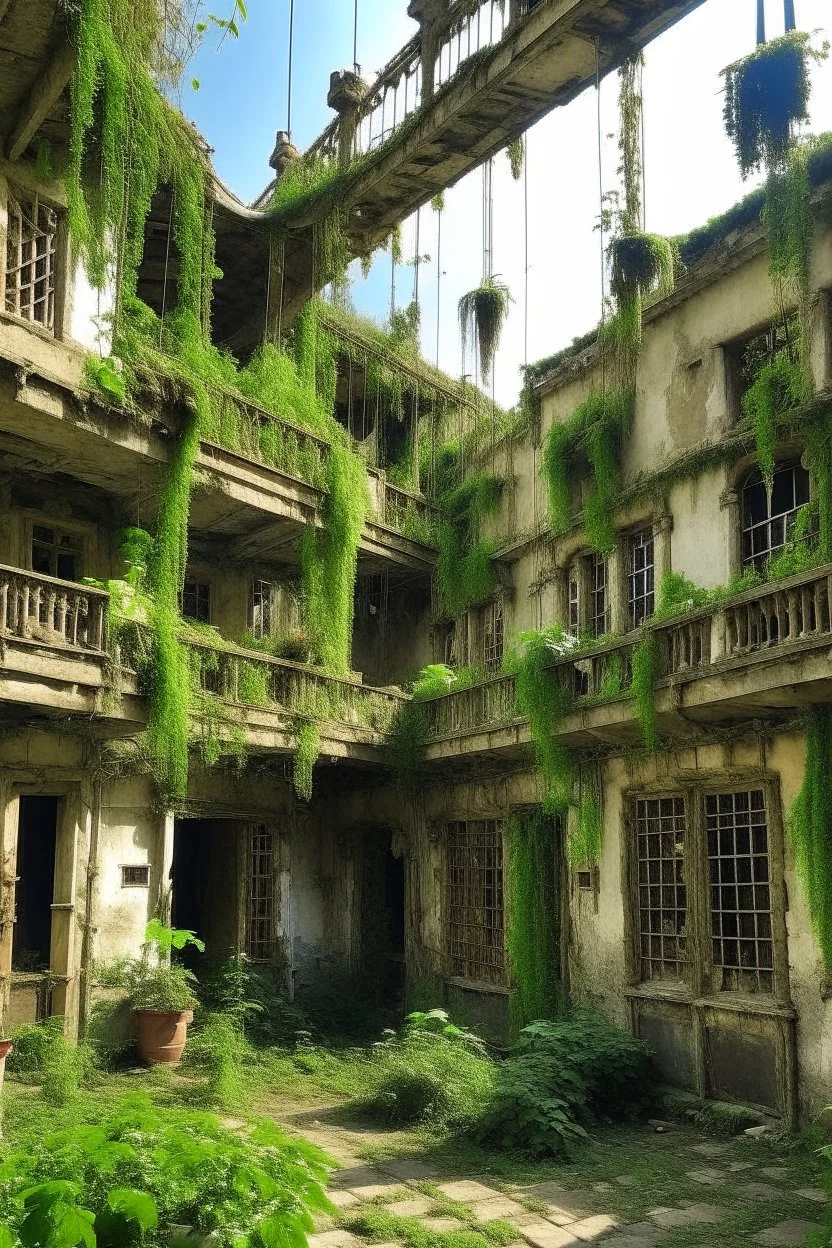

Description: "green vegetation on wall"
435 474 502 619
789 706 832 972
510 628 575 813
630 634 658 752
506 809 562 1030
293 720 321 802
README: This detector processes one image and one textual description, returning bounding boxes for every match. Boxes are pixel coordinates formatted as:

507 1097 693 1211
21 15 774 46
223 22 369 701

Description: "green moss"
511 627 575 813
435 475 502 620
506 809 563 1030
293 720 321 802
571 786 603 867
789 707 832 971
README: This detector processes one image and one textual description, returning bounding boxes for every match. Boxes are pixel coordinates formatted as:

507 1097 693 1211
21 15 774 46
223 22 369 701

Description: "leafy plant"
509 627 576 812
293 720 321 802
609 232 675 307
474 1014 654 1157
506 137 524 181
505 811 563 1031
789 707 832 973
631 633 658 751
742 350 806 487
0 1098 332 1248
458 278 513 382
435 474 502 619
120 921 204 1013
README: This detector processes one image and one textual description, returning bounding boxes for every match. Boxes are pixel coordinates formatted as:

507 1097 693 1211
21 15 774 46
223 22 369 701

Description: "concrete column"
407 0 450 105
327 70 369 170
0 172 8 314
607 544 628 635
157 810 175 925
720 488 742 583
0 784 18 1041
810 291 832 396
49 787 84 1036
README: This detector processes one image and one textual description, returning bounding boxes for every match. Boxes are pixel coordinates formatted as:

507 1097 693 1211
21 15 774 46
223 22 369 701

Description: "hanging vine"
458 277 513 384
789 707 832 973
506 808 563 1030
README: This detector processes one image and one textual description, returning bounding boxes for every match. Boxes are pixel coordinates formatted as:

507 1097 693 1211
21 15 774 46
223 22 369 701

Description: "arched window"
741 461 809 569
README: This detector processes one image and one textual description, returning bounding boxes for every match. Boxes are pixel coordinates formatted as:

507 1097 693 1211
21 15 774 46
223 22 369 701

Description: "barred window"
447 820 505 986
568 569 580 636
706 790 773 993
589 553 608 638
635 797 688 982
628 528 655 629
249 579 272 639
742 462 810 570
246 825 275 962
5 192 58 331
181 578 211 624
482 600 504 674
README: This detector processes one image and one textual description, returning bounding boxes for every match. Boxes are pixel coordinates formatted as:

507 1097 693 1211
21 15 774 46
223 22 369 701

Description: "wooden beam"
8 40 75 162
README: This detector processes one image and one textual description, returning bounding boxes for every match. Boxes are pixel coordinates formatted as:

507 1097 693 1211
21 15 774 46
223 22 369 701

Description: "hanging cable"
436 204 442 367
523 136 529 368
640 57 646 231
354 0 359 69
287 0 296 140
595 37 606 393
757 0 766 45
414 207 422 307
784 0 796 31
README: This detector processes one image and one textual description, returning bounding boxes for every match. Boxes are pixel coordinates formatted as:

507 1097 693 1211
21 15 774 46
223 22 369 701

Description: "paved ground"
274 1105 829 1248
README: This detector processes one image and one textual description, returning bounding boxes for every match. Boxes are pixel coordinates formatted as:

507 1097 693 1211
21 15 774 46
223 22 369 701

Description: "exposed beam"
8 40 75 162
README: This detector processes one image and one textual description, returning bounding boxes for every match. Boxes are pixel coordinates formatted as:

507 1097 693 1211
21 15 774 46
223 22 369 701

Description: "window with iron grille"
181 578 211 624
635 797 689 982
356 573 385 621
249 579 272 639
590 553 608 637
627 528 655 629
482 599 504 674
706 790 773 993
4 191 58 331
31 525 82 581
121 864 150 888
742 462 810 570
447 820 505 986
246 824 276 962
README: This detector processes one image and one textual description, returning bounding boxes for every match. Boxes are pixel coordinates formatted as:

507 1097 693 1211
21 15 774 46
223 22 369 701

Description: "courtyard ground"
266 1096 830 1248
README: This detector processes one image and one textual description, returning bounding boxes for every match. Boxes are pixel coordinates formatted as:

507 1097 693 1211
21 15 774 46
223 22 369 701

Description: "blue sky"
185 0 832 406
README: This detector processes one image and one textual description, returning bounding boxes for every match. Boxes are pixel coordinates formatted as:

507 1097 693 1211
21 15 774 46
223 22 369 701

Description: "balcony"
422 565 832 762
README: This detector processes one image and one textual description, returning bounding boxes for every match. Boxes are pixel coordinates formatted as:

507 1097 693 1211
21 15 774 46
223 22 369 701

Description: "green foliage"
359 1011 495 1130
609 232 675 308
7 1018 66 1080
118 921 204 1012
458 278 513 382
84 355 127 404
510 627 575 813
435 475 502 619
474 1015 654 1157
721 32 827 178
293 720 321 802
300 444 369 673
342 1207 516 1248
789 707 832 972
541 391 632 551
742 346 806 486
571 786 602 868
506 137 524 182
654 570 715 621
631 634 658 751
187 1012 248 1109
0 1097 331 1248
505 811 563 1030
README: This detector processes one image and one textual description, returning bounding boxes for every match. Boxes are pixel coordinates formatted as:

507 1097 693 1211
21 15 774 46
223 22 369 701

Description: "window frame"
248 578 273 640
481 598 504 675
181 577 211 625
28 521 84 582
740 459 811 571
245 823 277 963
625 778 789 1006
445 818 507 989
566 552 609 640
3 185 61 335
626 527 655 630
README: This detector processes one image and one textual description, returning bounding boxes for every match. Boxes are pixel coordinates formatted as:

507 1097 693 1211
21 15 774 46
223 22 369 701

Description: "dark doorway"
171 818 241 968
361 834 406 1007
13 797 58 972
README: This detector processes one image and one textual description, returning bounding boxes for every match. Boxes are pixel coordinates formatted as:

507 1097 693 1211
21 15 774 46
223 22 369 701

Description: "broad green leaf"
107 1189 158 1230
236 0 247 19
228 18 239 38
192 78 201 90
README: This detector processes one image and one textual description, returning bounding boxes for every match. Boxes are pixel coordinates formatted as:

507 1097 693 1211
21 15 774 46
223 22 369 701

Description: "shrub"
0 1097 332 1248
7 1017 66 1080
360 1010 496 1131
186 1012 248 1110
475 1014 654 1157
7 1018 95 1105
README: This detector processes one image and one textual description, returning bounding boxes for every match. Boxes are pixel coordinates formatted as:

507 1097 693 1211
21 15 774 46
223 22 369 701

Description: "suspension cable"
354 0 359 69
436 203 442 367
287 0 296 140
595 37 606 392
784 0 796 31
757 0 765 45
523 135 529 368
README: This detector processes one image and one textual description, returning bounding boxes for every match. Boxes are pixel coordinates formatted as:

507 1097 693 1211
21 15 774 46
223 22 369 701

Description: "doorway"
13 796 58 974
360 833 406 1007
171 818 242 967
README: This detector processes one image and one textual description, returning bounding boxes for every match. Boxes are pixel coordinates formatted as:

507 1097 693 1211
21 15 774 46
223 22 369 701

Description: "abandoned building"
1 0 832 1135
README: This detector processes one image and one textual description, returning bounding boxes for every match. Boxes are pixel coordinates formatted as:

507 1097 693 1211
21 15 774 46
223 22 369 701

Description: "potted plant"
126 919 204 1066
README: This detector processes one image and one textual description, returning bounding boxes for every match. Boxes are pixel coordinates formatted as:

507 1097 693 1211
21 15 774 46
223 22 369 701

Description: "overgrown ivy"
293 720 321 802
509 628 575 813
506 809 563 1031
789 706 832 972
435 475 502 620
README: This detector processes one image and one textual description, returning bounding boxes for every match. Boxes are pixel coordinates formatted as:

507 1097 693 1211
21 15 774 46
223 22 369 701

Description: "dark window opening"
742 461 810 570
5 191 58 332
172 818 243 966
121 864 150 888
31 525 82 582
181 578 211 624
13 797 58 973
483 599 504 674
249 579 272 639
134 188 180 323
628 529 655 628
740 315 801 394
246 825 276 962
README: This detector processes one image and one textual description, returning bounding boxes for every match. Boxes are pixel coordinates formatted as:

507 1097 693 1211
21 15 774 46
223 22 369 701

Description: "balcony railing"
0 564 108 652
187 640 407 735
424 565 832 740
383 482 440 542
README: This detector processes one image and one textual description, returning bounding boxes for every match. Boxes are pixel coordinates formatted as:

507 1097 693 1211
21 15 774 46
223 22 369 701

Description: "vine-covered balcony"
422 564 832 762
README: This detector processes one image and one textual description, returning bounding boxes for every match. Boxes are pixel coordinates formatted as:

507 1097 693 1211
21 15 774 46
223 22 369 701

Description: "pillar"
327 70 369 170
407 0 450 105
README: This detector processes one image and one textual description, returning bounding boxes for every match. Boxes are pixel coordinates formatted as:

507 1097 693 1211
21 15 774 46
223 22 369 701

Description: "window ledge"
625 984 795 1020
447 976 511 997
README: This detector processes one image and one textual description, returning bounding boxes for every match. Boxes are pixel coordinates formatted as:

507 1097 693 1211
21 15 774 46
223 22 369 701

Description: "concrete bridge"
268 0 708 318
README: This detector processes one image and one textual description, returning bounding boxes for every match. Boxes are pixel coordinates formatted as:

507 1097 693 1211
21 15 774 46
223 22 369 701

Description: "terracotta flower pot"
134 1010 193 1065
0 1041 13 1062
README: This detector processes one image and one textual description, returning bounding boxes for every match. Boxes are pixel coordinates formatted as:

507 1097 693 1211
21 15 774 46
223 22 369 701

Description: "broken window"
741 461 810 569
4 191 58 332
447 819 505 986
249 579 273 639
635 796 689 983
706 790 773 994
627 528 655 629
482 599 504 674
31 525 83 581
181 578 211 624
589 553 608 637
246 824 276 962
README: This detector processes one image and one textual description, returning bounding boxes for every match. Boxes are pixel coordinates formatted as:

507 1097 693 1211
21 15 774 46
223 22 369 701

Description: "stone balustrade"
0 563 108 652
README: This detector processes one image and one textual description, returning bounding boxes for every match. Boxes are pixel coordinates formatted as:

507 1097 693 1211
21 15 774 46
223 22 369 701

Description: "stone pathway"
280 1108 829 1248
